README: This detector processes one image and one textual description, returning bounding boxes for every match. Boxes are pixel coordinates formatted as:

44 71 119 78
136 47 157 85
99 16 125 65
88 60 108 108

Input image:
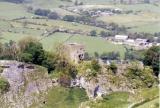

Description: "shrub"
125 61 156 88
0 77 10 93
109 62 117 74
63 15 75 22
90 30 97 36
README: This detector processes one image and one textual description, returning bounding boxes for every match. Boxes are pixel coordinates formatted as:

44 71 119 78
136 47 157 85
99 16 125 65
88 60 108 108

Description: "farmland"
97 3 160 33
0 2 35 19
40 33 126 57
0 0 159 108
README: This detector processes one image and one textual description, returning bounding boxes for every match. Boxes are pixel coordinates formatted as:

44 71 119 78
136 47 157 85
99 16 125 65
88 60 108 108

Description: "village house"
114 35 128 44
64 43 85 63
125 39 135 46
135 38 148 45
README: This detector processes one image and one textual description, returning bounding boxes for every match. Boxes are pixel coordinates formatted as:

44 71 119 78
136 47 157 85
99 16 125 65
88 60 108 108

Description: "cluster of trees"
100 31 114 37
143 46 160 76
34 9 60 19
125 48 144 61
100 51 120 60
74 0 84 5
4 0 24 3
84 51 120 61
125 46 160 77
0 37 103 86
77 59 101 78
125 61 157 89
62 15 127 34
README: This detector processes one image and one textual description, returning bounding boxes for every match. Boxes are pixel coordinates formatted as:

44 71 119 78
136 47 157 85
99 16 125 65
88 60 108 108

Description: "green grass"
25 0 77 16
1 32 126 58
98 12 160 33
19 18 106 33
26 0 72 8
136 98 159 108
117 3 160 13
40 33 126 58
86 87 159 108
42 86 88 108
88 92 131 108
0 2 35 19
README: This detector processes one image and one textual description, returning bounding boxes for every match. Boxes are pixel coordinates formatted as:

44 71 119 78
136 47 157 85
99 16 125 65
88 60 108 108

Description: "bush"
63 15 75 22
91 59 101 72
143 46 160 76
0 77 10 93
90 30 97 36
48 12 59 19
125 61 156 88
34 9 50 16
0 67 3 73
20 53 33 63
109 62 117 74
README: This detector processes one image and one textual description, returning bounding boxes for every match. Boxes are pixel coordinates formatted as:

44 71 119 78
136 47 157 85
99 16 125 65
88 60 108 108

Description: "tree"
94 52 99 58
126 61 156 88
18 37 46 65
84 52 91 60
42 52 57 73
91 59 101 72
18 36 38 52
2 40 18 60
6 0 24 3
109 62 117 74
79 2 83 5
63 15 75 22
48 12 59 19
20 53 33 63
90 30 97 36
143 46 160 76
0 42 3 57
144 0 150 3
23 42 46 65
34 9 50 16
100 51 120 60
100 31 106 37
74 0 78 5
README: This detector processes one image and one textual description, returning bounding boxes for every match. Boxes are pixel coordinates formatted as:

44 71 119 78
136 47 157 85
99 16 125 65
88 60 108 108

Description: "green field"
85 87 159 108
42 86 88 108
40 33 126 58
19 18 106 33
136 98 159 108
98 12 160 33
96 3 160 33
0 32 126 58
0 2 35 19
87 92 131 108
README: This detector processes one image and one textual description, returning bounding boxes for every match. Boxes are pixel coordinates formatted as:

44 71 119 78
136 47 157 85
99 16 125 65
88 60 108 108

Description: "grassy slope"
88 92 131 108
97 4 160 33
19 18 106 33
136 98 159 108
86 87 159 108
0 2 35 19
40 33 126 58
0 32 126 58
42 86 88 108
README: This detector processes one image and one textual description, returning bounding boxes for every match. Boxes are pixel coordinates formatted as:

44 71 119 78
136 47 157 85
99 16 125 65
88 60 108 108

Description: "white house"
115 35 128 41
125 39 135 46
135 38 148 45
